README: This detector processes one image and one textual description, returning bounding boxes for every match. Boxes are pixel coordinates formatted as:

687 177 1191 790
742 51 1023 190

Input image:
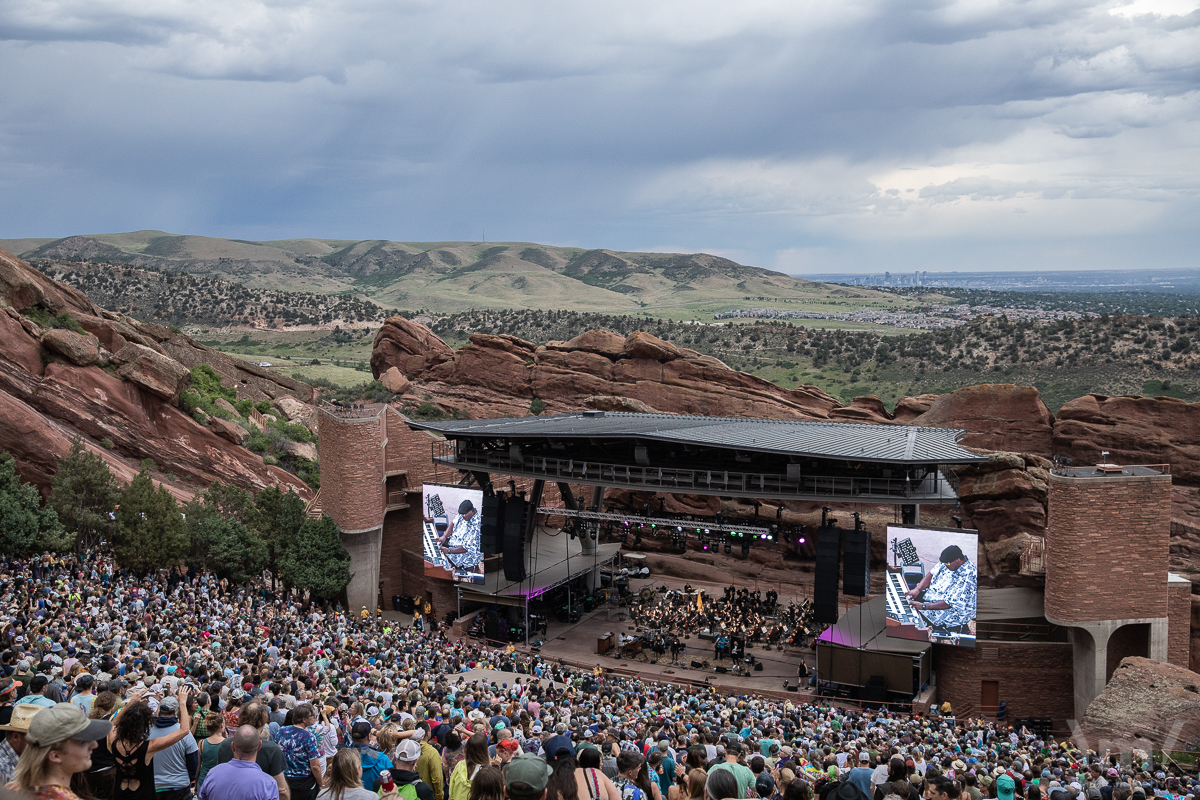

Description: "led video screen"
884 525 979 647
422 484 485 584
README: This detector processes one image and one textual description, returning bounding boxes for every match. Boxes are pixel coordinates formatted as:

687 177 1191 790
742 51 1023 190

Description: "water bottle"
381 772 395 794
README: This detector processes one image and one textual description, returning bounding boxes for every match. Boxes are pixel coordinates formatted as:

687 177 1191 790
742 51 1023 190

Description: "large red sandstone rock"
372 321 841 420
911 384 1053 454
829 395 894 424
380 367 411 395
370 315 455 378
1055 394 1200 483
892 394 938 423
113 343 191 401
41 329 101 367
0 252 310 501
0 247 100 317
1078 657 1200 750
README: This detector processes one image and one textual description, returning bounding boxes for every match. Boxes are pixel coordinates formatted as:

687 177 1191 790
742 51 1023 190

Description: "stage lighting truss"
539 507 770 538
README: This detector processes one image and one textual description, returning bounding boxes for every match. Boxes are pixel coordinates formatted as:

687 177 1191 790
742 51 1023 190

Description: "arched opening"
1106 622 1151 682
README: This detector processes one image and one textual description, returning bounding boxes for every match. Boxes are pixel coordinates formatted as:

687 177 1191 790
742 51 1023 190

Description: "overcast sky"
2 0 1198 274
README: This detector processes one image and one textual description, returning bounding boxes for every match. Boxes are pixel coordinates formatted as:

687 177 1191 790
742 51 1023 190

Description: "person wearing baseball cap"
997 775 1017 800
505 753 553 800
9 702 112 797
381 739 434 800
0 703 45 784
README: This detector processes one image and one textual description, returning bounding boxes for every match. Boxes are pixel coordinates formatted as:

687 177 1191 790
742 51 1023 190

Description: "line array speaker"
480 493 504 556
842 528 870 597
813 525 842 624
502 498 528 581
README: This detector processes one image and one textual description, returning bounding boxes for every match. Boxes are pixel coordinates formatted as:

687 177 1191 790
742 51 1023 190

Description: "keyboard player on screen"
903 545 977 631
438 499 484 575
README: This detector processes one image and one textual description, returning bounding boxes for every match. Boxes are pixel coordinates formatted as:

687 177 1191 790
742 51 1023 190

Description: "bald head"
232 725 263 759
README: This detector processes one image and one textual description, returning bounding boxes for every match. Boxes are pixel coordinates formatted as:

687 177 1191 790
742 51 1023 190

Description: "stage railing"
433 441 947 501
1049 463 1170 477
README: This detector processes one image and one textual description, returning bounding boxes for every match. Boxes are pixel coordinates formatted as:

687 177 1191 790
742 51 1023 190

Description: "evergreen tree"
197 515 267 584
114 467 187 573
253 486 307 577
0 454 65 554
279 517 350 599
49 438 117 551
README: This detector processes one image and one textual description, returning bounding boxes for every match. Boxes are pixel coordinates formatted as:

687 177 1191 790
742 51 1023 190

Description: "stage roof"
409 411 986 465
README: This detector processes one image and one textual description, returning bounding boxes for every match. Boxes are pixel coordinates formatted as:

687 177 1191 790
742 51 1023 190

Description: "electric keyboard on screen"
885 570 926 628
423 521 447 569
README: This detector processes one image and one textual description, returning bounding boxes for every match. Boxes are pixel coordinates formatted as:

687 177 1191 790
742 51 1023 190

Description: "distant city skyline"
2 0 1198 274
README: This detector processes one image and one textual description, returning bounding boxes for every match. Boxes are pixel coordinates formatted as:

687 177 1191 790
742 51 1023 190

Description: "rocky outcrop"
1055 394 1200 484
113 343 191 401
370 318 842 420
380 366 411 395
370 316 455 378
1077 657 1200 750
0 248 311 501
41 328 101 367
209 416 250 445
911 384 1054 453
273 395 318 432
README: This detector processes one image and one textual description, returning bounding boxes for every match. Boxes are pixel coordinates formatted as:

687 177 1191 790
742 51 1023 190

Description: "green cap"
505 753 553 797
997 775 1016 800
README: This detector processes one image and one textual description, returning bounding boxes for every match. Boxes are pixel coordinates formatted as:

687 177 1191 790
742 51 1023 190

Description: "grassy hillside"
4 231 919 314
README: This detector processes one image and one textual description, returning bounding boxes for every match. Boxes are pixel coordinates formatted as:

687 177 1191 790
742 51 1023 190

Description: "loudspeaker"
502 498 528 581
813 525 842 624
842 528 870 597
901 504 917 525
753 662 764 672
480 493 504 556
691 660 705 669
714 666 728 674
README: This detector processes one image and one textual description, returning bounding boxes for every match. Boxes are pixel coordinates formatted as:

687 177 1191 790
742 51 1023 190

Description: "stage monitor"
422 484 485 585
884 525 978 648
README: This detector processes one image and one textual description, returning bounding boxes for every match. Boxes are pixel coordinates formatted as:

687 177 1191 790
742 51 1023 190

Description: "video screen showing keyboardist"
884 525 978 648
422 484 485 584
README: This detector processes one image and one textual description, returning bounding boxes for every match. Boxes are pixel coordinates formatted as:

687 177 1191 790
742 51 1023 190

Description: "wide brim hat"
0 703 45 733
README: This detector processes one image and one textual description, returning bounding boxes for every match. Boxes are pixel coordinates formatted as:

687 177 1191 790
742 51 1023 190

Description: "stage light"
741 543 750 559
798 536 807 544
952 515 963 529
724 541 732 555
676 526 683 532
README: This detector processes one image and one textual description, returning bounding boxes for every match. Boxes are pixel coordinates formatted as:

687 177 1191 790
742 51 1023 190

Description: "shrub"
188 364 235 402
52 313 87 334
530 398 546 416
99 437 114 450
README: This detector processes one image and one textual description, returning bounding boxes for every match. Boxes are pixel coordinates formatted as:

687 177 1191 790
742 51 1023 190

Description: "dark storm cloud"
0 0 1197 271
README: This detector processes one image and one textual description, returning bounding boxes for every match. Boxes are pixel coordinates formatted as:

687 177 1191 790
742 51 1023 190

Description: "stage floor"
524 570 831 697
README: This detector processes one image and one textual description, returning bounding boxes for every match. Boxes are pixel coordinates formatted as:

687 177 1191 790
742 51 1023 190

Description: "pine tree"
49 438 117 551
253 486 307 578
0 454 65 554
279 517 350 599
114 467 187 573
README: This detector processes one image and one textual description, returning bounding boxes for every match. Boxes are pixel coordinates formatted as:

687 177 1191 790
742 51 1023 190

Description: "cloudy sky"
2 0 1198 274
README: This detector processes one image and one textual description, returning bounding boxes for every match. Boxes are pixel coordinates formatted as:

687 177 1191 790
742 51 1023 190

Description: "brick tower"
1044 464 1192 719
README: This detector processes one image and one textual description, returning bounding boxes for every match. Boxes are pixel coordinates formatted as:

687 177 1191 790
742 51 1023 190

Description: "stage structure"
400 411 989 646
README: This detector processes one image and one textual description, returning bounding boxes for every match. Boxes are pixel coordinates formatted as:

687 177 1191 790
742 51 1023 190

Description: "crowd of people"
627 586 822 655
0 554 1196 800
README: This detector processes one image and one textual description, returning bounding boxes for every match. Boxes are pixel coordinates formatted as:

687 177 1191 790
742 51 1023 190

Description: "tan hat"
26 703 112 747
0 703 45 733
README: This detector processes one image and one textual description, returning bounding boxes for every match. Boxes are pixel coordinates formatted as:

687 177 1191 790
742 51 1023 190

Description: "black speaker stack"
480 492 504 556
813 524 843 624
502 497 528 581
842 527 870 597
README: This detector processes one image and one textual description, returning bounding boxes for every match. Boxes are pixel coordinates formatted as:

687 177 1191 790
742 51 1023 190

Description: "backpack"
389 779 424 800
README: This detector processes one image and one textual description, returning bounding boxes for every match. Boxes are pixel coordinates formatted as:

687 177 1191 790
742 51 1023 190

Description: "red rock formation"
1055 394 1200 483
370 317 842 420
1077 657 1200 750
910 384 1054 453
0 248 310 500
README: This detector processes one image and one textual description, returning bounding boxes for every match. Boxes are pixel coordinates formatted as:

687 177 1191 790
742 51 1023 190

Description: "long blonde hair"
325 749 366 800
13 742 66 790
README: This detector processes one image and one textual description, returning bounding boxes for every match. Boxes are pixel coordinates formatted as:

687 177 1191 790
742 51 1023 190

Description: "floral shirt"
5 783 85 800
922 560 978 628
445 512 482 571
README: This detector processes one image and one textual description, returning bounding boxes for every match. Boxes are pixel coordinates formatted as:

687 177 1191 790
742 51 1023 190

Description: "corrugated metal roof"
408 411 986 464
